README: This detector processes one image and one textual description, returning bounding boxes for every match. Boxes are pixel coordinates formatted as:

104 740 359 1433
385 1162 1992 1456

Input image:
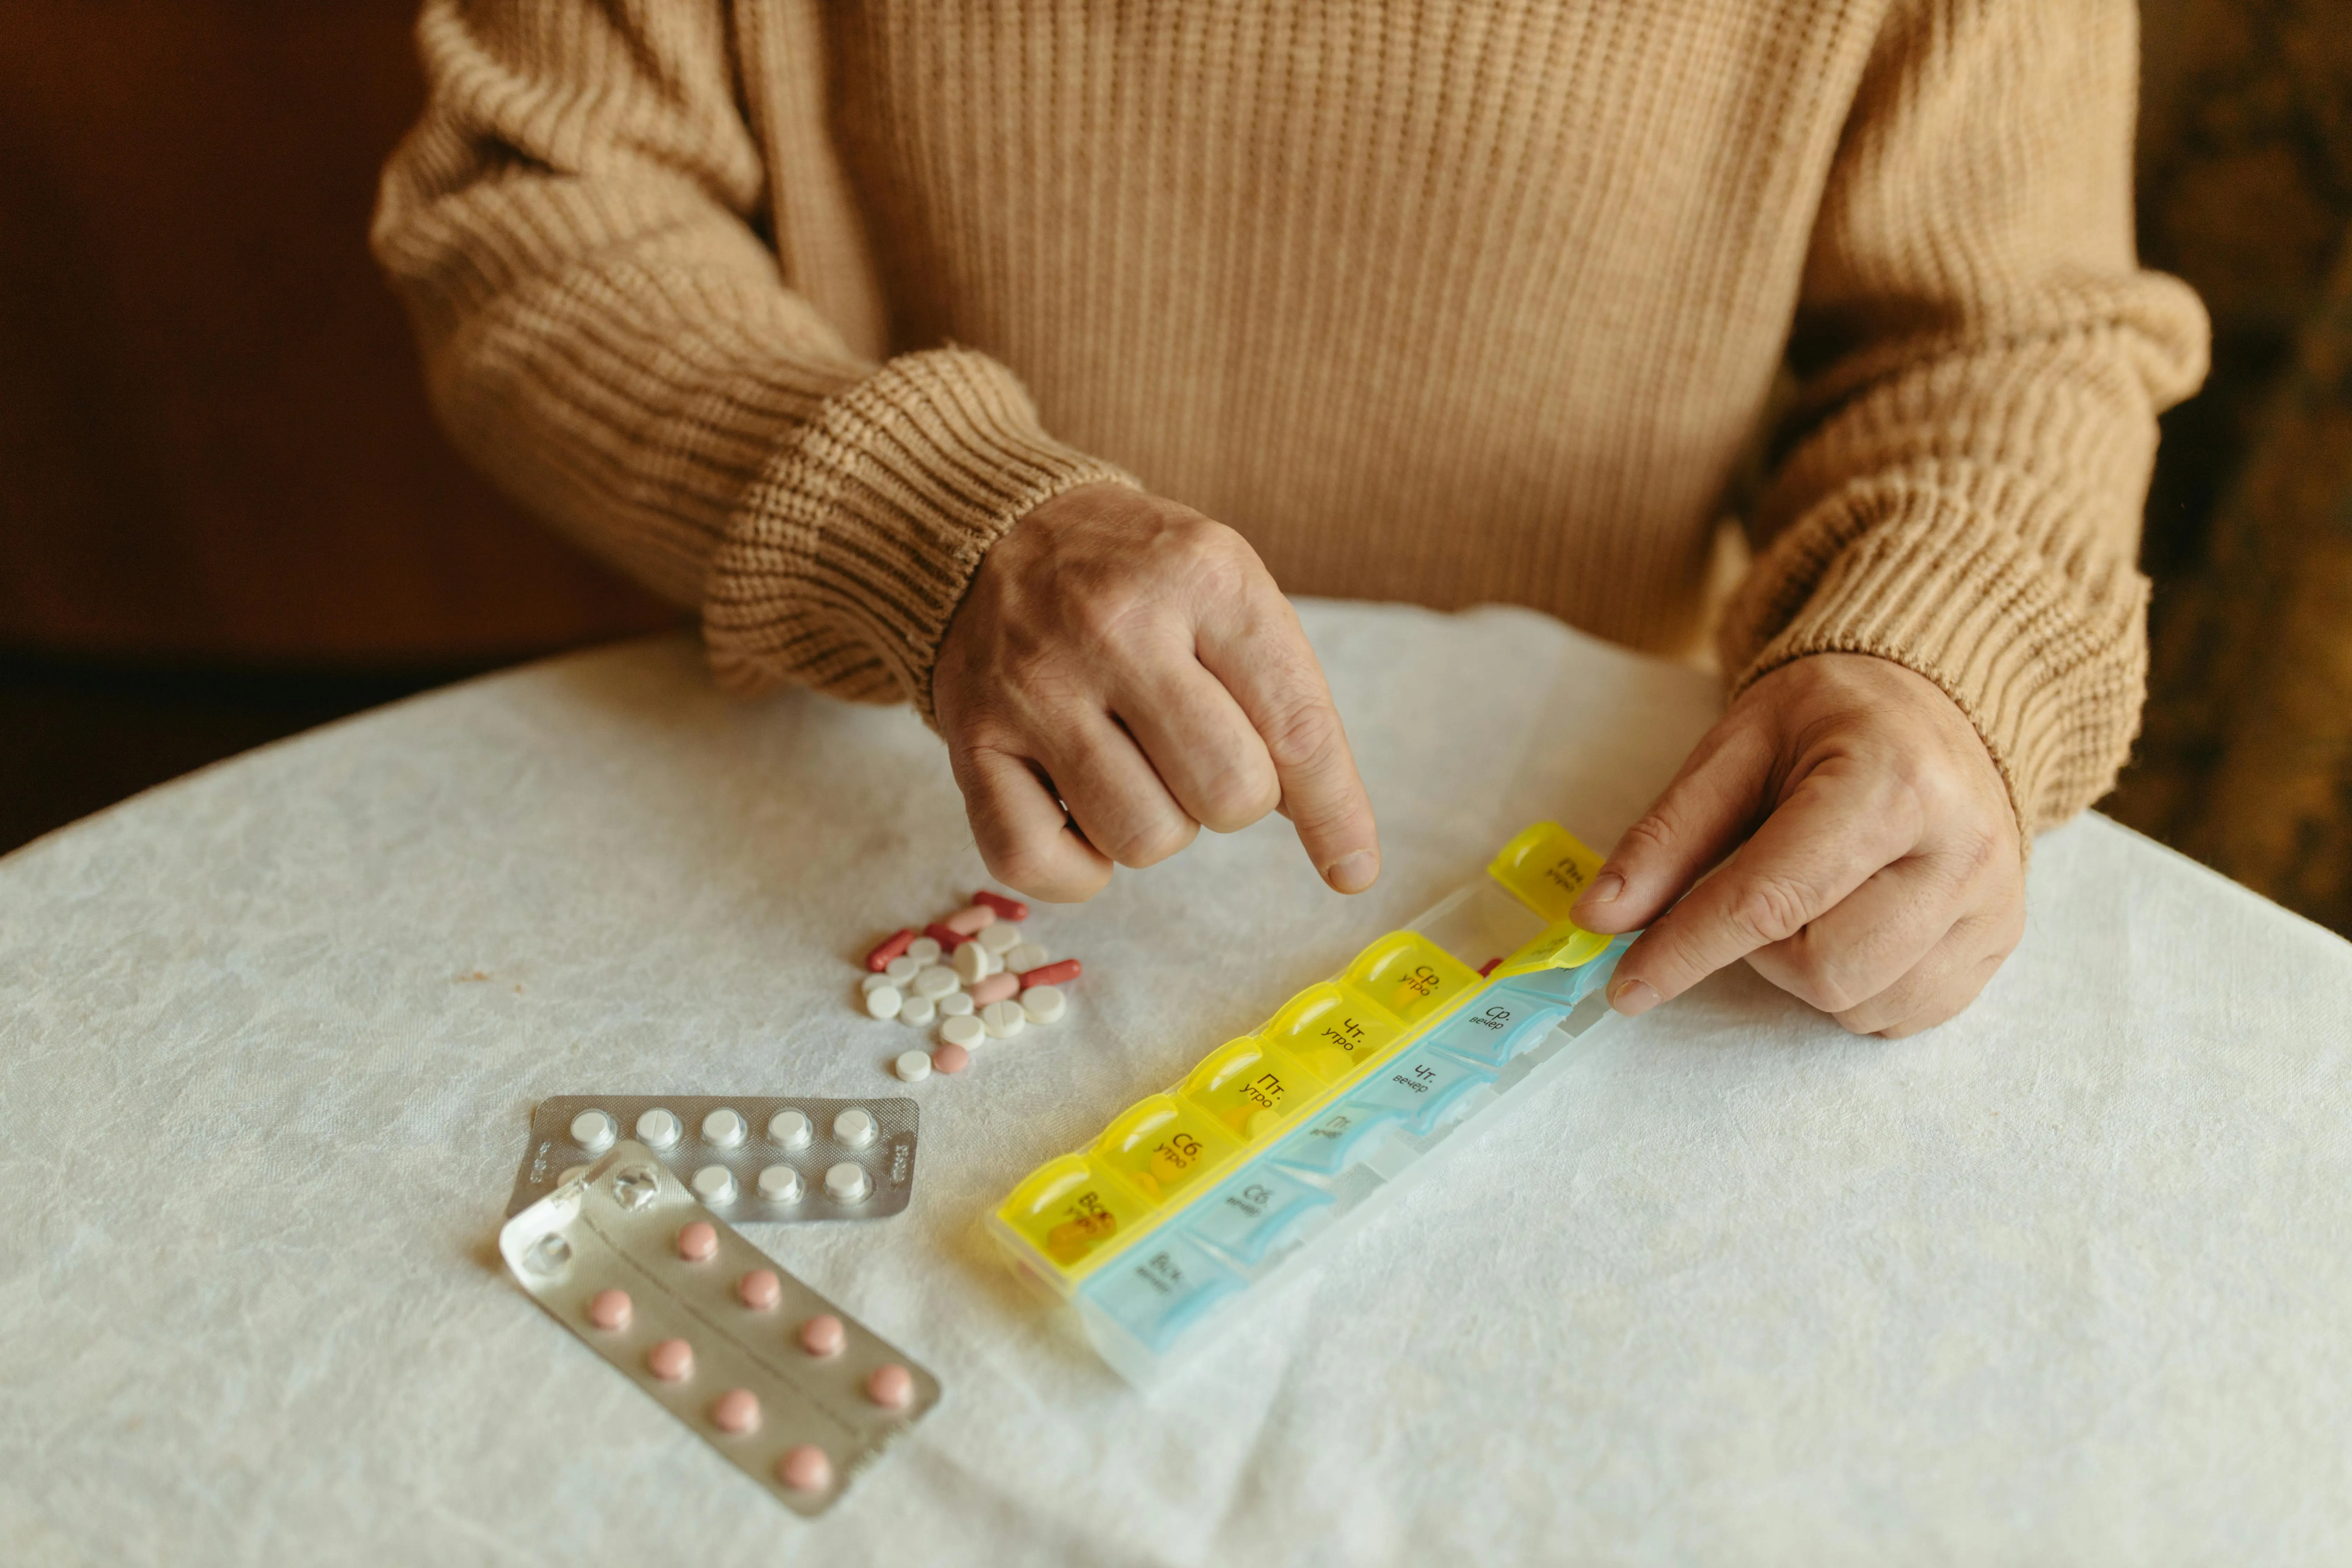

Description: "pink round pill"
798 1313 846 1357
967 971 1019 1006
710 1387 760 1434
777 1444 832 1492
941 904 996 935
866 1362 915 1409
932 1042 970 1074
585 1288 632 1331
736 1269 782 1310
675 1221 718 1262
645 1338 693 1382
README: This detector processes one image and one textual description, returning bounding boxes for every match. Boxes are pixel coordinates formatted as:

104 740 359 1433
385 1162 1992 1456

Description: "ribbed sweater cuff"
1726 486 2149 841
702 347 1135 722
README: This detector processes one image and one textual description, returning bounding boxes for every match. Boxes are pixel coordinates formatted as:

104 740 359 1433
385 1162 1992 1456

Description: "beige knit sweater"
373 0 2208 834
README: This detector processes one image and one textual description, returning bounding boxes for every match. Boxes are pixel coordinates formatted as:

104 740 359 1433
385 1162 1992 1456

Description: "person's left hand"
1569 652 2024 1037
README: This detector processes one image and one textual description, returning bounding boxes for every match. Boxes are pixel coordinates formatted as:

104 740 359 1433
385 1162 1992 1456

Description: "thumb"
1570 720 1775 932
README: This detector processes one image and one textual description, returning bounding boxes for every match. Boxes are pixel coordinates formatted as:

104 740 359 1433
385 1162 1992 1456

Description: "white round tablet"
952 942 997 985
833 1106 878 1148
894 1049 932 1083
569 1108 616 1153
769 1109 813 1148
635 1108 683 1149
899 993 937 1027
756 1164 804 1204
824 1161 872 1203
1020 984 1066 1024
937 991 974 1017
859 971 896 995
910 965 959 1000
1004 942 1050 973
884 955 920 982
939 1014 985 1049
981 1000 1028 1040
907 936 942 965
864 985 903 1020
701 1107 747 1148
691 1164 737 1204
976 922 1022 955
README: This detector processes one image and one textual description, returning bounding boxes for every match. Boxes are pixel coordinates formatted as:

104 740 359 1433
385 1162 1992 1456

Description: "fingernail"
1607 977 1660 1017
1573 872 1623 918
1323 850 1379 894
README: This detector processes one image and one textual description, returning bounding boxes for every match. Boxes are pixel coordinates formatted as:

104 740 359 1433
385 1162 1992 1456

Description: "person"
373 1 2207 1038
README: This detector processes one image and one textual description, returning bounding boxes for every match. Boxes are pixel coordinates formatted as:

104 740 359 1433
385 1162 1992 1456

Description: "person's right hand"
931 482 1380 903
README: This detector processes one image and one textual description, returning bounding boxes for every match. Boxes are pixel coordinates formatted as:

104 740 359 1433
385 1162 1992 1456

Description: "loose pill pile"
858 890 1083 1080
501 1142 940 1517
506 1096 919 1221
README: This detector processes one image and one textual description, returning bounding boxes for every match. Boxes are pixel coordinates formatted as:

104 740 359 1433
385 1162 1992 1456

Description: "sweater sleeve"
370 0 1131 717
1716 0 2209 836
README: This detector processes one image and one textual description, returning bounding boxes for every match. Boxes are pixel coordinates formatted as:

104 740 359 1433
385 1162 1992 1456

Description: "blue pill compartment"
1183 1163 1336 1267
1344 1040 1501 1138
1428 991 1569 1067
1078 1230 1248 1354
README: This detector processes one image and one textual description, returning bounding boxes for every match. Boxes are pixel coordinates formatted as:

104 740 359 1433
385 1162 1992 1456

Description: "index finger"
1605 766 1917 1014
1197 593 1379 893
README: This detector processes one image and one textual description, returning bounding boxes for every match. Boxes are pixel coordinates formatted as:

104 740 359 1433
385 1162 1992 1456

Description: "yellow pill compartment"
1487 820 1606 920
998 1154 1158 1276
1259 982 1405 1080
1181 1037 1313 1143
1341 931 1483 1026
1094 1094 1241 1203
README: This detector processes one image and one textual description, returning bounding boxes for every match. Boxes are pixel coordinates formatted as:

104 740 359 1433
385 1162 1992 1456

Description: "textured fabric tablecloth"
2 602 2346 1566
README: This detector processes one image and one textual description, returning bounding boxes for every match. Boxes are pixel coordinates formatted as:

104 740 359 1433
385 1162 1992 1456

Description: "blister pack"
500 1141 941 1516
507 1096 918 1221
988 822 1636 1384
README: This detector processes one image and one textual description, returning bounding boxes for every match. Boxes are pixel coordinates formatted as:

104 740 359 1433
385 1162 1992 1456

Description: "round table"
3 601 2345 1563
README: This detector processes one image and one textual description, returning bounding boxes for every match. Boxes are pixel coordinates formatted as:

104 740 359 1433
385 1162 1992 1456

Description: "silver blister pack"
500 1142 941 1517
507 1096 919 1220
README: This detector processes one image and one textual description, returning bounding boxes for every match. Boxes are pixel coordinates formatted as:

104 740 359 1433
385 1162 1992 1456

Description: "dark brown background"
3 0 2347 939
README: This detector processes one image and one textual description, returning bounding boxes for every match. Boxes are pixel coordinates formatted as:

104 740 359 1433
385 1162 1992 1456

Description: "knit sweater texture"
373 0 2208 834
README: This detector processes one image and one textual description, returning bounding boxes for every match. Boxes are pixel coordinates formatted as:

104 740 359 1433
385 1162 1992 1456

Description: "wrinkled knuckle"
1260 693 1343 775
1730 874 1818 947
983 837 1059 896
1071 585 1149 649
1617 813 1678 862
1101 814 1197 869
1194 756 1281 834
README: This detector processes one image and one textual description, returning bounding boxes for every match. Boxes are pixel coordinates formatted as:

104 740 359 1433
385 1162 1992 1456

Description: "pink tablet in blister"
499 1142 942 1518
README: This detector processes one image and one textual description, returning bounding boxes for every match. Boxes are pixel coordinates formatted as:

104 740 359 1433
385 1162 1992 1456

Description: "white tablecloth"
2 602 2346 1565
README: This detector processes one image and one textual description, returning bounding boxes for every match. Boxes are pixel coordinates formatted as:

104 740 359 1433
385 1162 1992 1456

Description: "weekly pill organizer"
989 822 1633 1384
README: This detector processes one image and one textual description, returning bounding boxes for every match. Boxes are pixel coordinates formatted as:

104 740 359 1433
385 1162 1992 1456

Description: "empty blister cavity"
498 1145 940 1518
